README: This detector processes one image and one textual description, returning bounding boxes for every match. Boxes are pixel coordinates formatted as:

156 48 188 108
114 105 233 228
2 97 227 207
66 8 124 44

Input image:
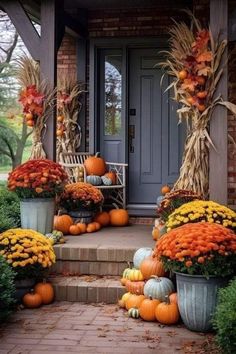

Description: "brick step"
50 260 129 276
50 275 126 304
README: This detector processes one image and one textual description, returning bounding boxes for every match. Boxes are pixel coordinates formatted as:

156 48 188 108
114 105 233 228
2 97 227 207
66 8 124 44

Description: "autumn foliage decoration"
161 12 236 197
153 222 236 277
56 72 85 160
16 56 56 159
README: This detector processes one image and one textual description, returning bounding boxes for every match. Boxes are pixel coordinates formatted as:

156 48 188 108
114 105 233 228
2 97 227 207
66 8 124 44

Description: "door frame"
89 37 168 214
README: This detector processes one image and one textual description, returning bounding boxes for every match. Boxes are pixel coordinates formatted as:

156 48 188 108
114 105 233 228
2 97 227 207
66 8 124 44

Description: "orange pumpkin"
120 277 127 286
161 185 171 195
23 291 42 308
139 296 161 321
84 153 106 176
93 222 101 231
86 222 97 233
155 296 180 325
125 280 145 295
178 70 188 80
77 223 87 233
69 224 81 235
118 299 126 308
34 280 54 305
104 171 117 185
94 211 110 226
140 256 165 280
54 214 73 234
169 292 178 305
125 294 145 310
109 209 129 226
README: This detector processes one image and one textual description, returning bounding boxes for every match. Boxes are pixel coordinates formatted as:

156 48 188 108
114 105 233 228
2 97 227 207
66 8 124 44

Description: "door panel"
128 48 183 205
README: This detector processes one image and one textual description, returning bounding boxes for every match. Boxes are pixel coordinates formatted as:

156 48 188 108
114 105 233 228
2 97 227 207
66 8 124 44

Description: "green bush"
0 255 16 321
0 187 20 232
212 278 236 354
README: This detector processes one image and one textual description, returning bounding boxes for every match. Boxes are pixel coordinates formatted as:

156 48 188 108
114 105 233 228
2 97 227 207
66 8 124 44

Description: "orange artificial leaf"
181 78 198 92
192 30 210 54
196 51 213 63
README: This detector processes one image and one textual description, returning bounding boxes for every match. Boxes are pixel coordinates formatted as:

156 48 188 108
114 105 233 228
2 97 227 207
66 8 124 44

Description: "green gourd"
128 307 140 318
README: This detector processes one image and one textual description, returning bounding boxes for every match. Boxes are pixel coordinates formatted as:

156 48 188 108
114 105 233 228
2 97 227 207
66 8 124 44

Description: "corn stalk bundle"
56 72 85 161
160 11 236 197
15 56 56 159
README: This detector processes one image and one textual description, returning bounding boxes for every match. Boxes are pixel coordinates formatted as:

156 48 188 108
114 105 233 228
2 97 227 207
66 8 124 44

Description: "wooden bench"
59 152 128 208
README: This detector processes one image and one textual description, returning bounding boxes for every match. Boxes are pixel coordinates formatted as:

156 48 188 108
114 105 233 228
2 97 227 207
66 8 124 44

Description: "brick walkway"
0 302 214 354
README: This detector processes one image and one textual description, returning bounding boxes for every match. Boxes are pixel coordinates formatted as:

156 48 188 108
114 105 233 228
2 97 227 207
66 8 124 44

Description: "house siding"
57 0 236 208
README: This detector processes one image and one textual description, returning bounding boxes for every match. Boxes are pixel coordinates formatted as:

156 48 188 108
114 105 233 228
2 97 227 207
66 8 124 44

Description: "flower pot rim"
174 271 228 279
20 198 55 202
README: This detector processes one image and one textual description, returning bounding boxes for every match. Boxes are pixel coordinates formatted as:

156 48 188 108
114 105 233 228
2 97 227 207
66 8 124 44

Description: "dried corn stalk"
15 56 56 159
56 72 85 161
160 11 236 197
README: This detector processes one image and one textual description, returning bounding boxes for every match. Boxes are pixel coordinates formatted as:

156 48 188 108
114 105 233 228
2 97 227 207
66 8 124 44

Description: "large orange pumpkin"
84 153 106 176
54 214 73 234
139 296 161 321
140 256 165 280
109 209 129 226
34 280 54 305
155 296 180 325
125 294 145 310
94 211 110 226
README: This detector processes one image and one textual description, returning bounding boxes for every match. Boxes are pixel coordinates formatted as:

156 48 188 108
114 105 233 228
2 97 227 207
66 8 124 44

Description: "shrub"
0 187 20 232
0 255 16 321
212 278 236 354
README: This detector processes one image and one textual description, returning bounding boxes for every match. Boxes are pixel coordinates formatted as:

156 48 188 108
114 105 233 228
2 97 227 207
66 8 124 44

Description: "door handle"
129 125 135 153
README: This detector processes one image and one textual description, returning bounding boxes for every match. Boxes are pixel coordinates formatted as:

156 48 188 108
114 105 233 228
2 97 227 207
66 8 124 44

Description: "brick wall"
57 33 77 76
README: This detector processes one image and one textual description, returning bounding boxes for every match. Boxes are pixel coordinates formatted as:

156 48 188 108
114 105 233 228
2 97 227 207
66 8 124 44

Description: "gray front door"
128 48 184 205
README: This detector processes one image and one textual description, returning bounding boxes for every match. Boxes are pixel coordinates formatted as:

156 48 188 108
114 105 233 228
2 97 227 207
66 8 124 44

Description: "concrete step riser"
51 260 129 276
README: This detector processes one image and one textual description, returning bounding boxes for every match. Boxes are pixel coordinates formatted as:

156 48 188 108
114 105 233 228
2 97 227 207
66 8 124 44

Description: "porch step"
51 225 154 276
50 275 126 304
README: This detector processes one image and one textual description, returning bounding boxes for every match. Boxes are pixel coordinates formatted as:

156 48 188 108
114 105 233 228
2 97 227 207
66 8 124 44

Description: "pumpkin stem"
148 295 153 300
150 275 160 281
95 152 100 157
164 295 170 304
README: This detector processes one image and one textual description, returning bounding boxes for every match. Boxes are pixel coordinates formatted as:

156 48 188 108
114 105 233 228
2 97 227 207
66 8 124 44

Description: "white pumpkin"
133 247 153 269
144 277 174 301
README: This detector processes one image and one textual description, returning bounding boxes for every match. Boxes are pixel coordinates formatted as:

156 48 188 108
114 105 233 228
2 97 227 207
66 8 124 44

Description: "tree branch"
0 135 15 160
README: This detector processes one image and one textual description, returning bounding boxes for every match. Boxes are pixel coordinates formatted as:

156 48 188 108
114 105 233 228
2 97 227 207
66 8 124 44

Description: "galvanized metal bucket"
20 198 55 234
176 272 230 332
68 209 94 224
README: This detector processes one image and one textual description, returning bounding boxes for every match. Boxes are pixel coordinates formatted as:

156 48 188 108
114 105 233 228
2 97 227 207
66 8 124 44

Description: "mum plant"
0 229 56 280
161 12 236 197
7 159 68 199
166 200 236 232
59 182 104 212
157 189 202 222
153 222 236 277
0 255 16 321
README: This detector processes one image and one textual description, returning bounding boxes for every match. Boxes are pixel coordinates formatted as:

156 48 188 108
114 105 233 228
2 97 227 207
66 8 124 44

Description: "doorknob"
129 125 135 153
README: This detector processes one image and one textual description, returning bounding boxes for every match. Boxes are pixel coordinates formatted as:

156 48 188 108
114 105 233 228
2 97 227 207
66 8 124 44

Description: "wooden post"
209 0 228 204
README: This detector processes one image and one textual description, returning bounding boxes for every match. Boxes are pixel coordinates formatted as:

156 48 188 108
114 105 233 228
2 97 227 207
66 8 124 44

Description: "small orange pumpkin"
125 294 145 310
84 152 106 176
34 280 54 305
161 185 171 195
77 223 87 233
155 295 180 325
23 290 42 308
120 277 127 286
140 256 165 280
139 296 161 321
109 209 129 226
94 211 110 226
93 221 101 230
54 214 73 235
86 222 97 233
104 171 117 185
125 280 145 295
69 224 81 235
152 227 160 241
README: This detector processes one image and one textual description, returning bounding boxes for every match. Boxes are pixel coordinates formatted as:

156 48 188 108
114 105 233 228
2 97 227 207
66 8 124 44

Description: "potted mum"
0 228 56 300
59 182 104 223
153 222 236 332
7 159 68 233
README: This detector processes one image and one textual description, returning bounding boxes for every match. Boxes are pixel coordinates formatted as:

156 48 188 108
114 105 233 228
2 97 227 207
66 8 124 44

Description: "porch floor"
0 302 216 354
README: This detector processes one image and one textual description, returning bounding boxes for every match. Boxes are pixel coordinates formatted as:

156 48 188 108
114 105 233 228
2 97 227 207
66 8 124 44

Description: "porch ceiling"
64 0 191 9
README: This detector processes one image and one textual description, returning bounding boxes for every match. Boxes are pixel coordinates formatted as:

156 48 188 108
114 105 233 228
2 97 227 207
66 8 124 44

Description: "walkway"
0 302 216 354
